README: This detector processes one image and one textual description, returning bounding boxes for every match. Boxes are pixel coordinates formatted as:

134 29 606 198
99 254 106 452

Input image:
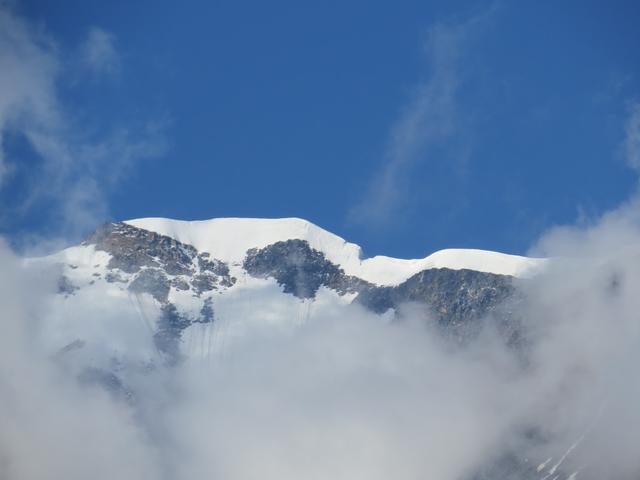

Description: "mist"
0 241 163 479
0 252 522 479
4 201 640 480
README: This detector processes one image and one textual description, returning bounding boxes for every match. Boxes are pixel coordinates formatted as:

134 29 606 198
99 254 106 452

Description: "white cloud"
349 8 495 228
0 241 163 480
13 192 640 480
624 101 640 171
518 200 640 478
81 27 121 77
0 7 59 186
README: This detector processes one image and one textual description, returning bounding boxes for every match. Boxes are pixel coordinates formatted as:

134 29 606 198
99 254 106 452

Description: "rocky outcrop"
84 222 236 298
85 222 195 275
355 267 513 318
128 268 171 303
243 239 371 299
153 303 193 364
243 239 518 340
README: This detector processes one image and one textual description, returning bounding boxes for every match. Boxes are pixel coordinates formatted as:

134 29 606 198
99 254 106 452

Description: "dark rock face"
128 268 171 303
153 303 192 363
198 255 233 281
356 269 527 347
244 239 371 299
199 298 215 324
171 277 190 291
85 222 194 275
192 274 219 295
84 222 236 296
355 268 515 328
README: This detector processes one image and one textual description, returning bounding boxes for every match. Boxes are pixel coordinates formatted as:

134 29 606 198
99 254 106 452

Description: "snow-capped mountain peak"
32 215 548 373
124 216 545 285
124 216 362 269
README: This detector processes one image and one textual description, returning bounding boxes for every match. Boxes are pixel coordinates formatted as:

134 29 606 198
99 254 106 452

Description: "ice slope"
125 217 546 285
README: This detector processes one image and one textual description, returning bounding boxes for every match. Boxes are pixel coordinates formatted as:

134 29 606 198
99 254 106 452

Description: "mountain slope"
34 217 544 368
125 217 545 284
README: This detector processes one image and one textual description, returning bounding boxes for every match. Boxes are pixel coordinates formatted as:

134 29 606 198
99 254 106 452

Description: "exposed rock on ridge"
355 267 515 327
84 222 236 299
244 239 372 299
243 239 517 338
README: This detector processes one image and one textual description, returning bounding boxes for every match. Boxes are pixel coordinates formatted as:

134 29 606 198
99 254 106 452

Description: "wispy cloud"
624 101 640 171
349 7 495 229
0 7 59 186
80 27 121 78
0 6 166 245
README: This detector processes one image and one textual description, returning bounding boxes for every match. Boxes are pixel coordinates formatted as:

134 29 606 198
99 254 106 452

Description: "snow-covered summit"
125 217 545 285
125 217 361 266
36 216 540 393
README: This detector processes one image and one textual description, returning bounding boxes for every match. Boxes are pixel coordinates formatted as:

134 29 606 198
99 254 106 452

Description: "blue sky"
2 1 639 258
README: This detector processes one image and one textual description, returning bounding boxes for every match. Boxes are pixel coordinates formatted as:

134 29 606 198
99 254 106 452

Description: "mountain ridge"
37 218 526 362
124 216 546 285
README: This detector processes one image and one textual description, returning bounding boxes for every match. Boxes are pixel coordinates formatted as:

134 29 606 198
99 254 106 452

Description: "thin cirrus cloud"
348 8 495 229
0 7 59 186
80 26 121 78
0 6 166 246
624 101 640 172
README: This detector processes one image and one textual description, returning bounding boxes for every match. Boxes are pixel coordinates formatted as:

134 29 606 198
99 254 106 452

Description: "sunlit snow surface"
126 217 546 284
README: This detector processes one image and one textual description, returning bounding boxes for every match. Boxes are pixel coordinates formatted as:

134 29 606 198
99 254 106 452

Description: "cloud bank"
6 195 640 479
0 241 164 480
